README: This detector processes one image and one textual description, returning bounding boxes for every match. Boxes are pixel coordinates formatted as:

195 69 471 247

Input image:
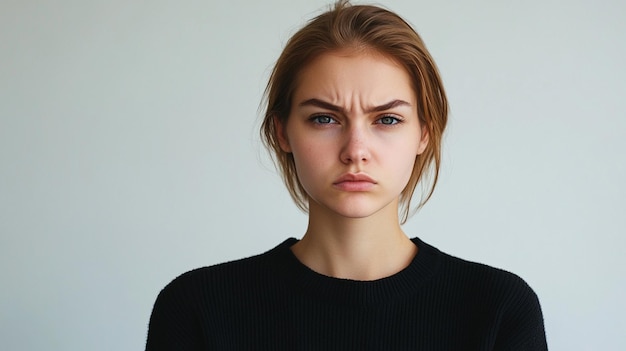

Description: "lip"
333 173 377 191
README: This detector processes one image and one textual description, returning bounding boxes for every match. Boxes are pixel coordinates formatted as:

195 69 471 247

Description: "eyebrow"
298 98 411 114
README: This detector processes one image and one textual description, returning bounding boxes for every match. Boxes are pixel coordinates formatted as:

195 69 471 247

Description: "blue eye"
378 116 401 125
311 115 336 124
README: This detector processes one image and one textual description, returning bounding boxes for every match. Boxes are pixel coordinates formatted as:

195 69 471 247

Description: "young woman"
146 1 547 350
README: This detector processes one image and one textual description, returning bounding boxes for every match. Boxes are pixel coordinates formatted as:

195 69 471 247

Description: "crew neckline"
269 237 441 306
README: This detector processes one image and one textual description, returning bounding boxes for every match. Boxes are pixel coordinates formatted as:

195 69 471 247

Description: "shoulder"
146 239 297 349
145 240 295 349
417 239 547 349
415 238 543 322
155 238 296 302
417 238 538 303
446 252 534 293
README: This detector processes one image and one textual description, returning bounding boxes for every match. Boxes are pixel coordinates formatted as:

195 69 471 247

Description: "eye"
376 115 402 125
310 114 337 125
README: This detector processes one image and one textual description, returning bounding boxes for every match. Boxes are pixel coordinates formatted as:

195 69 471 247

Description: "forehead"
292 50 416 106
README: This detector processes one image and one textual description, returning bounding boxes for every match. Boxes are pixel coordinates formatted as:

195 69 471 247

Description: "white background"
1 0 624 349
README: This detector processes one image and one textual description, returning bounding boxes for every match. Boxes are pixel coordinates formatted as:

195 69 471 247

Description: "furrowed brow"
366 99 411 113
298 98 411 114
298 99 343 113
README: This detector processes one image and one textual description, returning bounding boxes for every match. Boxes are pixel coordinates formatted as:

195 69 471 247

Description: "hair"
260 0 448 223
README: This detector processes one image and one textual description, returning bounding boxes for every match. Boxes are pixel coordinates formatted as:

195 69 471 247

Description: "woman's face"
277 50 428 219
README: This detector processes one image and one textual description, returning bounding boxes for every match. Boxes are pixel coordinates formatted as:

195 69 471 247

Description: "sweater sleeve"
493 278 548 351
145 276 203 351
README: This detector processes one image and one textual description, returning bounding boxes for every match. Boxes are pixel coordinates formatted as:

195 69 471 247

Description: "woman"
146 1 547 349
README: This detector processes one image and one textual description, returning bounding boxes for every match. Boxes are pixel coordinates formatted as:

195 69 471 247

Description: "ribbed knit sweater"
145 237 547 350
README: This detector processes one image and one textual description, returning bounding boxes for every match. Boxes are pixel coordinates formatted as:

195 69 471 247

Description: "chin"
309 193 397 219
325 203 388 219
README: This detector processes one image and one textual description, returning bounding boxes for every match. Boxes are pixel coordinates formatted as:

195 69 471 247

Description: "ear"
274 115 291 153
417 127 429 155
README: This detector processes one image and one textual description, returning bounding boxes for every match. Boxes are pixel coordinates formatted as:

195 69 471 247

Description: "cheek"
396 152 419 176
290 143 328 177
383 139 420 175
292 144 332 176
291 151 326 198
289 130 337 165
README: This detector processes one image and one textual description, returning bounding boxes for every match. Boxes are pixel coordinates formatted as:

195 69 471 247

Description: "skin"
276 49 429 280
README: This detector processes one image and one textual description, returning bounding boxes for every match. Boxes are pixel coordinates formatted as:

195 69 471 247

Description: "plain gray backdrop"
1 0 624 349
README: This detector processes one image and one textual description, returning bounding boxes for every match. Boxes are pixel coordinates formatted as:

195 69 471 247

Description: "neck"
291 201 417 281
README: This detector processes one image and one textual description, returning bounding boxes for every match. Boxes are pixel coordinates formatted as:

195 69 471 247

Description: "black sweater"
146 237 547 350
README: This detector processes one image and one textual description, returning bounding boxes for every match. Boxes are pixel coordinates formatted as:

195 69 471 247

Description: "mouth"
333 173 377 191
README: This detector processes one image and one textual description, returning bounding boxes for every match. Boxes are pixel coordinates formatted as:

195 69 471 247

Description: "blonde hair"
260 1 448 223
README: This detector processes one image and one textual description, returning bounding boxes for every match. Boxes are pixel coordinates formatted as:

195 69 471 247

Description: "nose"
339 125 371 164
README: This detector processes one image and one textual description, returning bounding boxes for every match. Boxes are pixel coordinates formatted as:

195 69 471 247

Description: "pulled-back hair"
260 0 448 223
